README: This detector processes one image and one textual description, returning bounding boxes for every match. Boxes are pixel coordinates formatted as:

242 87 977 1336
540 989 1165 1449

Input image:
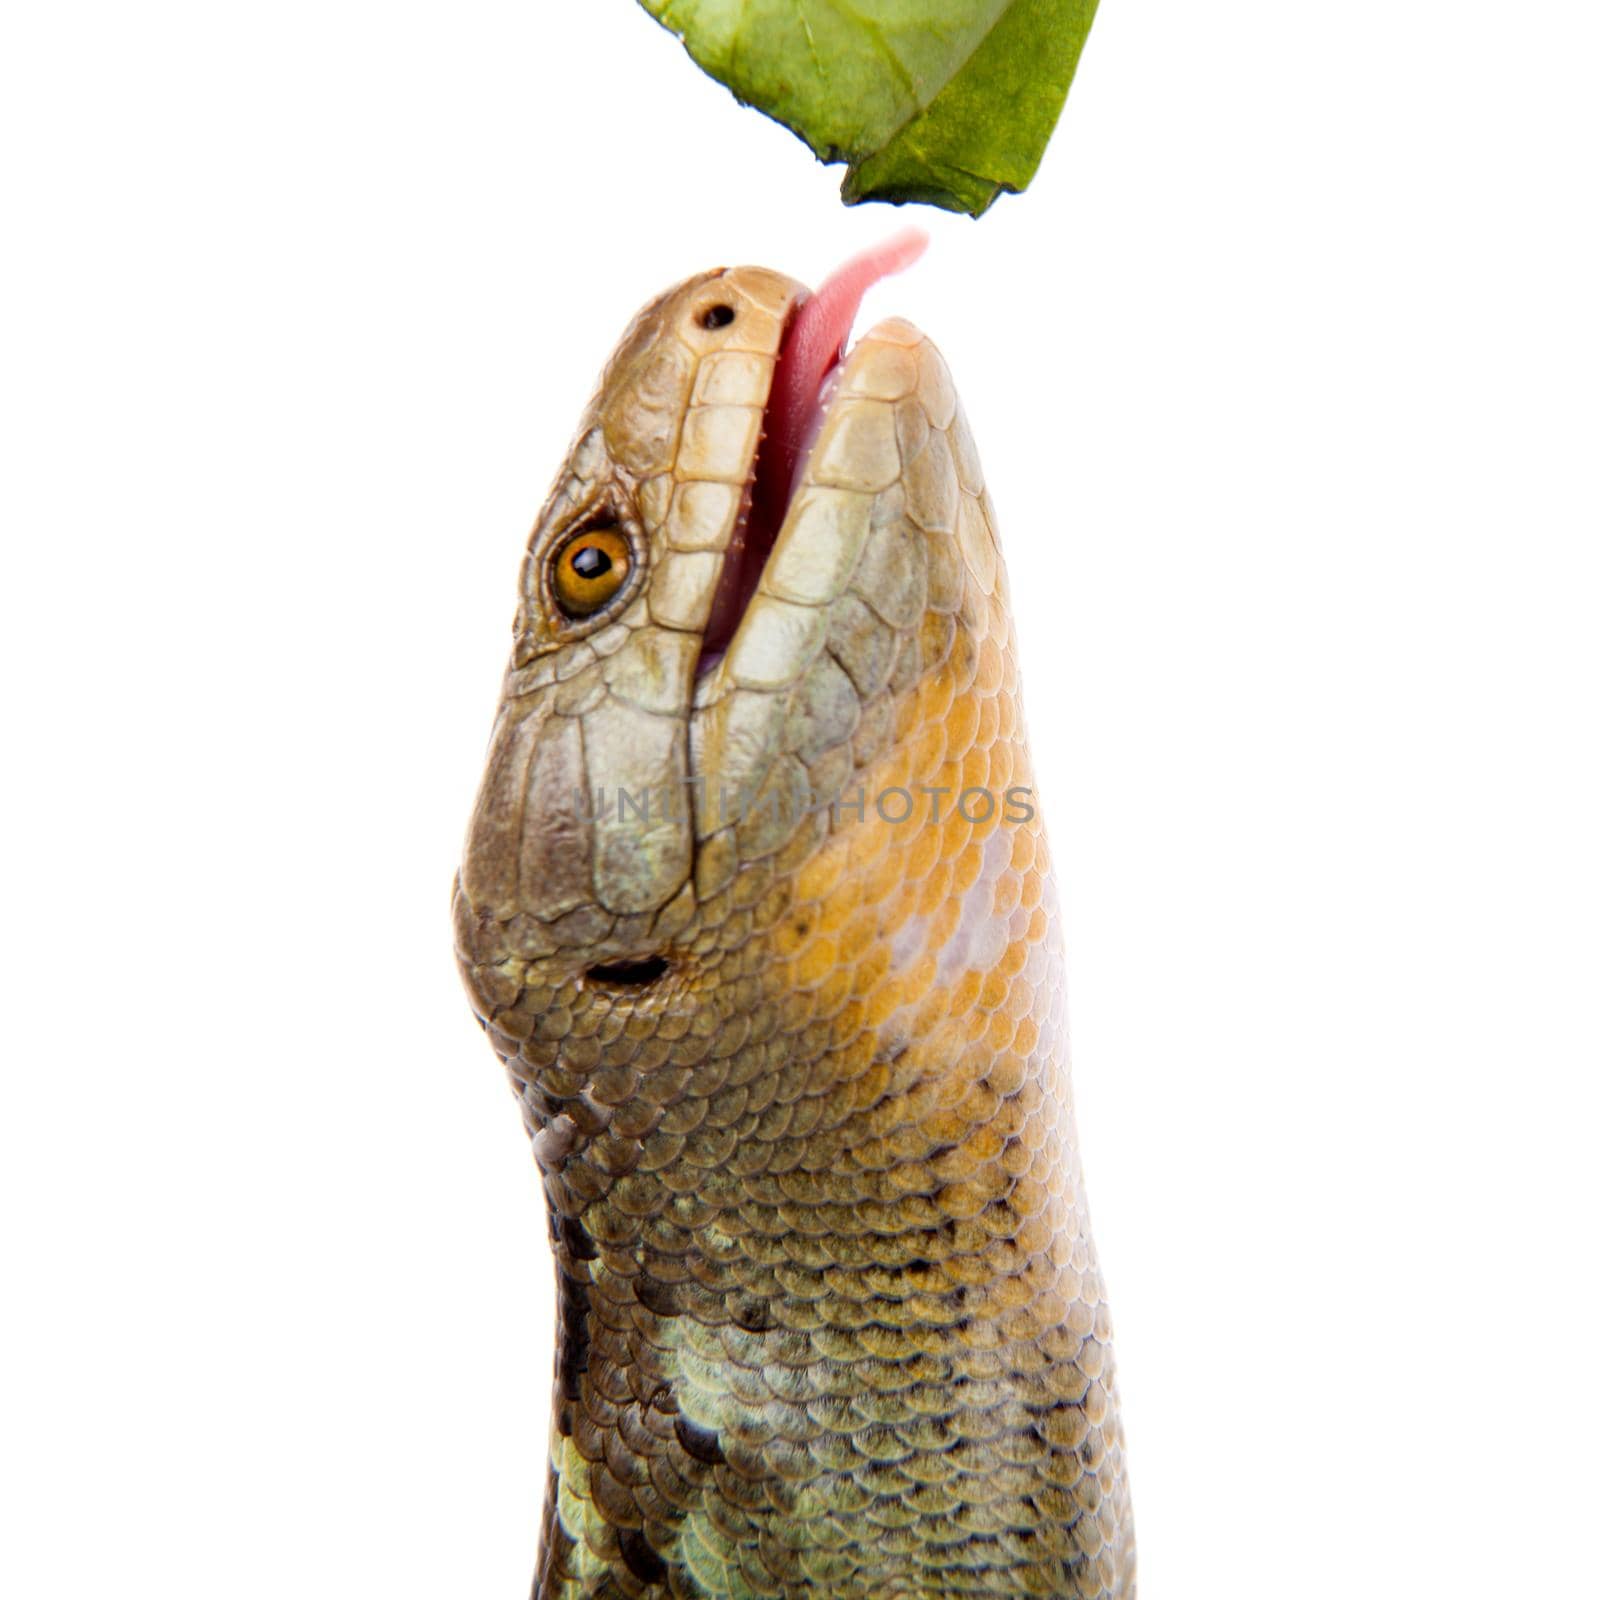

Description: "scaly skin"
455 265 1135 1598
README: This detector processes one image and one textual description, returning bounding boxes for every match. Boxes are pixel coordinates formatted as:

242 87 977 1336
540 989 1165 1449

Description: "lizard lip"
695 230 928 679
693 307 805 679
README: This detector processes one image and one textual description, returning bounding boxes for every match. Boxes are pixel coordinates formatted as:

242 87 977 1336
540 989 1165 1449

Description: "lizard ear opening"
585 956 670 988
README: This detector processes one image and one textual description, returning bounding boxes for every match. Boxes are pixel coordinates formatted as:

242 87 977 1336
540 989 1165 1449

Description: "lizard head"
456 235 1025 1030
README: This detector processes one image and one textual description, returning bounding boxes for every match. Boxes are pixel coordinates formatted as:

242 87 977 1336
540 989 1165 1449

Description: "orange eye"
551 527 631 618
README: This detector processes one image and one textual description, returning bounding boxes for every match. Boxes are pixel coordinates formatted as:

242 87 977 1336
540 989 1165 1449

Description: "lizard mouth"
696 230 928 678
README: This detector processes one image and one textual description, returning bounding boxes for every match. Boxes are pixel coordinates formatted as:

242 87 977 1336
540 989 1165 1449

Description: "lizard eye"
551 527 631 618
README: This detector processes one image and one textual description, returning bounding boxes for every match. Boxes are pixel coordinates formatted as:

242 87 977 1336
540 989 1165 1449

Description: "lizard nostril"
700 304 736 330
586 956 670 988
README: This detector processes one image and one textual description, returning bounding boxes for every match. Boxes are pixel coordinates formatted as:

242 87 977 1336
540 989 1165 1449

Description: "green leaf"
637 0 1100 217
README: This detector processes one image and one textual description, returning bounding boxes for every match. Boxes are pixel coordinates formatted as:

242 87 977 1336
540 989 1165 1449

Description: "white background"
3 3 1597 1595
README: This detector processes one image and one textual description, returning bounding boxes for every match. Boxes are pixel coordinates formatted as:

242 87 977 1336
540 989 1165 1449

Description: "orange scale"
1082 1381 1111 1430
901 820 944 883
1050 1262 1084 1303
793 934 840 990
811 961 860 1022
949 837 990 899
849 973 896 1035
876 739 919 794
739 863 783 910
793 841 848 906
1010 1018 1041 1065
876 889 928 960
906 983 952 1033
921 1107 992 1158
1017 872 1044 914
973 634 1006 696
989 870 1023 919
841 815 881 872
974 694 1002 749
774 985 822 1037
833 905 881 966
774 810 829 877
934 809 975 865
958 741 991 797
834 1025 888 1085
931 1073 983 1130
925 1181 989 1232
931 1131 1004 1186
1002 974 1040 1022
826 998 869 1051
945 968 986 1018
1031 829 1054 875
857 838 909 903
1006 823 1037 872
889 1062 935 1117
923 893 964 958
851 934 902 998
1016 1113 1049 1164
1009 1082 1043 1122
1076 1337 1107 1382
907 719 947 777
889 697 928 745
982 1052 1026 1099
942 693 981 760
944 627 980 694
919 662 957 724
985 740 1015 792
943 1086 996 1142
982 1274 1035 1318
993 949 1030 995
983 1009 1019 1058
715 906 758 951
1015 1219 1059 1267
847 1122 898 1164
999 1138 1032 1181
914 862 955 918
976 970 1009 1015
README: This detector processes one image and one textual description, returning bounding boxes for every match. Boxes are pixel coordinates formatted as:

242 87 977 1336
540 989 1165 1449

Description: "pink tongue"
764 228 929 486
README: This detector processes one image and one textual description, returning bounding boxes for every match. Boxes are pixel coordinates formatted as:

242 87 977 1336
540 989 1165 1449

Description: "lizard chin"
696 228 928 679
